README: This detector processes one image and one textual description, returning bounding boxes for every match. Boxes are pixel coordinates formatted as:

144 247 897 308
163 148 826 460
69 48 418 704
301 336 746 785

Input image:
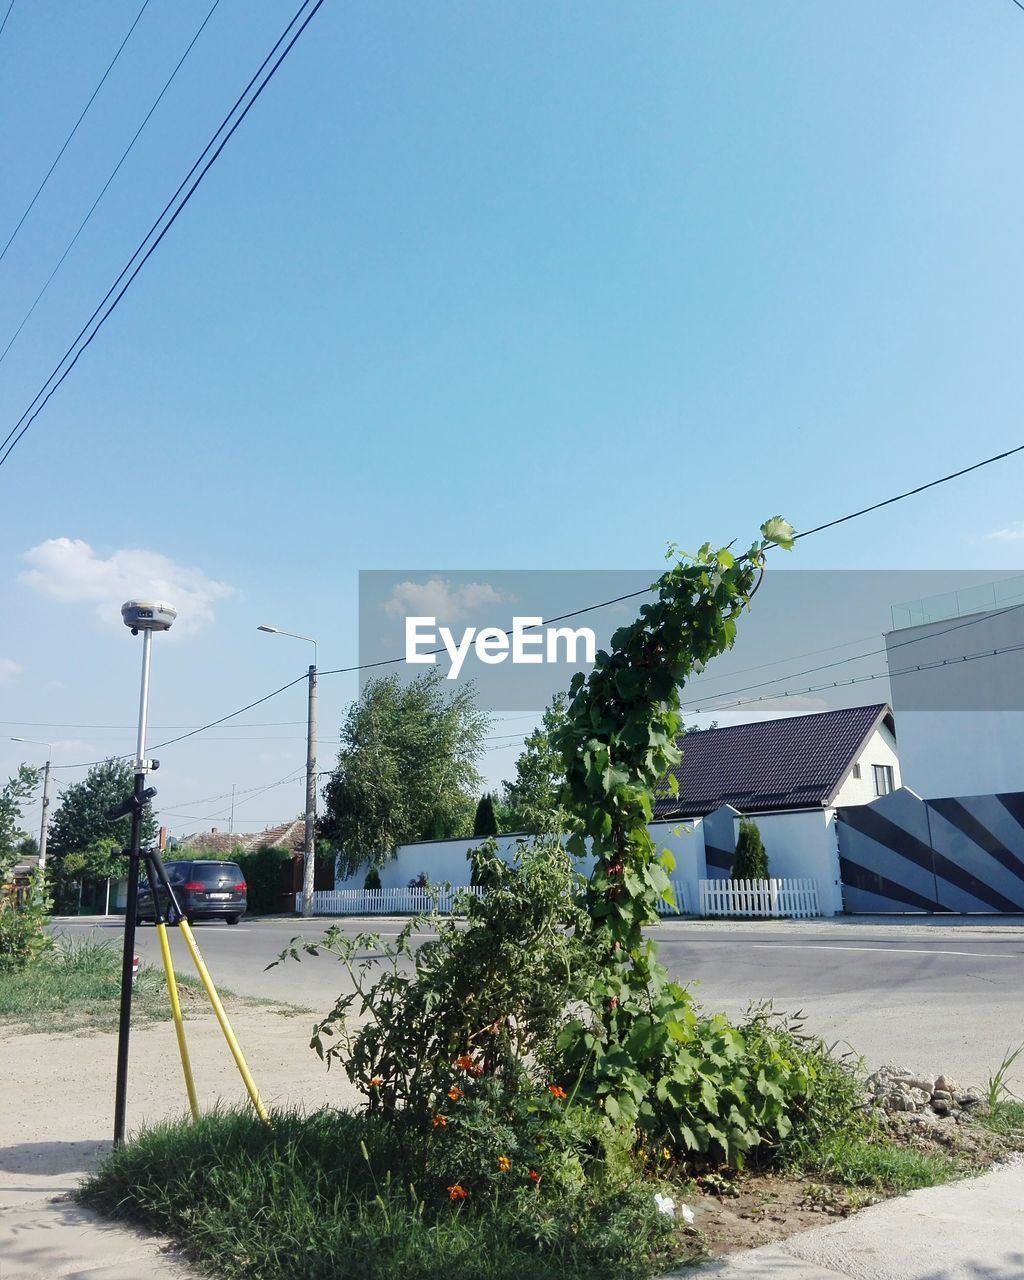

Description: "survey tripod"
110 824 269 1143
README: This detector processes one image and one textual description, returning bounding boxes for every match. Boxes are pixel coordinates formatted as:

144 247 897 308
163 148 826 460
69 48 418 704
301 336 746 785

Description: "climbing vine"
553 518 798 1158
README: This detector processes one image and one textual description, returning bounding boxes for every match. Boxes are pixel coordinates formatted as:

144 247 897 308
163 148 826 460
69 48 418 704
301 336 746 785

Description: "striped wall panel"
836 789 1024 913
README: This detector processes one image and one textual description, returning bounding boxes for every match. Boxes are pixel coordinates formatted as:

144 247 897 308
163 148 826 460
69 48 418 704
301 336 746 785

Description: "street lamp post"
257 624 318 917
10 736 52 874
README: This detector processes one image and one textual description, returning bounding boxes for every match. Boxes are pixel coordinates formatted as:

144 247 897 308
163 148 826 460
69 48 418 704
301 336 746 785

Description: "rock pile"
865 1064 983 1120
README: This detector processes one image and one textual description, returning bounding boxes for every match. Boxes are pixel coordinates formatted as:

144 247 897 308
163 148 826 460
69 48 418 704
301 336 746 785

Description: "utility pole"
229 783 236 835
38 758 51 873
303 661 317 917
9 737 52 879
257 624 318 917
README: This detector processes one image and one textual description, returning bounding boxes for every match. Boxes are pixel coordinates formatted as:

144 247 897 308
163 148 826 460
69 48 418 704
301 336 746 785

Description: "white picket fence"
698 877 820 919
299 879 689 917
297 886 485 916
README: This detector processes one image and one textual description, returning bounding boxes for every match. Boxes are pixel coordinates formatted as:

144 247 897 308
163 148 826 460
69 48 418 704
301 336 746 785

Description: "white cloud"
20 539 235 637
0 658 22 685
383 577 510 623
986 521 1024 542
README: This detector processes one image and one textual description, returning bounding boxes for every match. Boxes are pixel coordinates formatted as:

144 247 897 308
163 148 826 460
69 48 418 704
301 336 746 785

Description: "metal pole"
38 759 51 873
113 628 153 1146
301 661 317 917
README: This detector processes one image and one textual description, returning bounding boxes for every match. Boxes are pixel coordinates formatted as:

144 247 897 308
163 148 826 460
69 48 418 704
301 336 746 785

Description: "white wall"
739 809 842 915
832 723 902 807
893 710 1024 799
337 820 708 914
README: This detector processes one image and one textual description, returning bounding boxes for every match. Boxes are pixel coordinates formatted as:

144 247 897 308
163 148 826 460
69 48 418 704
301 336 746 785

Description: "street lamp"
9 736 52 875
257 624 318 918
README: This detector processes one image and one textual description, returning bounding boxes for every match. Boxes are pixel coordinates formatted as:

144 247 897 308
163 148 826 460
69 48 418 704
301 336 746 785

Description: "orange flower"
455 1054 475 1071
529 1169 540 1183
432 1114 448 1128
448 1086 463 1101
448 1183 468 1201
548 1085 567 1100
497 1155 511 1172
370 1076 384 1087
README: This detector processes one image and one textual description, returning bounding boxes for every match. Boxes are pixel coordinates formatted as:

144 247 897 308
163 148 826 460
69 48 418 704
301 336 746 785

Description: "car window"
191 863 243 884
165 862 188 885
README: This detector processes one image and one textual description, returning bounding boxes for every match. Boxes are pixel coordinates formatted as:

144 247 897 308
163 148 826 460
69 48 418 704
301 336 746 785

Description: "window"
852 763 862 780
873 764 894 797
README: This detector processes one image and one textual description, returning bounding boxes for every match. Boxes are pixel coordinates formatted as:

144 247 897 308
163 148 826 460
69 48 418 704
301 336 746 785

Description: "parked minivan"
137 859 247 925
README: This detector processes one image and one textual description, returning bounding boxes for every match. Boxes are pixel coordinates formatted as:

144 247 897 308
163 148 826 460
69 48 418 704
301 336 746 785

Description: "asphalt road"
55 915 1024 1091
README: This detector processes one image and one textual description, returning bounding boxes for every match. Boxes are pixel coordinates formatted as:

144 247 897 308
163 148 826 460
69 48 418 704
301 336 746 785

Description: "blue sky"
2 1 1024 840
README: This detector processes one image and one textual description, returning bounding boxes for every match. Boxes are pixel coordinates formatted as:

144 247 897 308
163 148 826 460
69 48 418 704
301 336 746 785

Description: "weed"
986 1043 1024 1108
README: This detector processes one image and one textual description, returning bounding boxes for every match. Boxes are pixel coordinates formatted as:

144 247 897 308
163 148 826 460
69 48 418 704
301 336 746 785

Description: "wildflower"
432 1115 448 1128
529 1169 540 1183
661 1147 672 1161
370 1076 384 1088
548 1085 567 1100
680 1204 696 1226
654 1192 676 1217
455 1054 475 1071
497 1155 511 1172
448 1086 463 1101
448 1184 468 1201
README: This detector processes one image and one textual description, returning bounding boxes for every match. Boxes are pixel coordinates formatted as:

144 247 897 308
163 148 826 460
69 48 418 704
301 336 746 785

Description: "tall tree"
472 793 499 837
0 766 40 887
320 670 490 878
501 694 571 834
48 759 156 906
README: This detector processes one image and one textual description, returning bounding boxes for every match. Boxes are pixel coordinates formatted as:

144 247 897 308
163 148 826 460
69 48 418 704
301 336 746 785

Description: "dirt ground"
0 1000 1014 1264
0 1003 361 1207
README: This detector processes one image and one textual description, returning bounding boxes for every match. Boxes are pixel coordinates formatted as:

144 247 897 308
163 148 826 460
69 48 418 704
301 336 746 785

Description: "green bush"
731 818 769 881
234 844 291 915
0 871 52 973
363 866 382 891
472 794 499 837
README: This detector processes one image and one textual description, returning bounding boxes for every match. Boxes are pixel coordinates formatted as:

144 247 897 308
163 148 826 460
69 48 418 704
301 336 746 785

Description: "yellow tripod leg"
156 921 199 1120
178 920 269 1123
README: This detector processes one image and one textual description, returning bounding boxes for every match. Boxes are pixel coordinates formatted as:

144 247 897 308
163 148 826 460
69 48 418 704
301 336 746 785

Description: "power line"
0 0 223 370
684 639 1024 716
50 671 309 770
0 0 153 267
0 0 327 469
0 1 15 41
680 599 1024 710
789 443 1024 542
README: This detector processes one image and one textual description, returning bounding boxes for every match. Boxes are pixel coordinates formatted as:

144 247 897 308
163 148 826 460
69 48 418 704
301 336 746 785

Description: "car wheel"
185 912 196 925
225 914 241 925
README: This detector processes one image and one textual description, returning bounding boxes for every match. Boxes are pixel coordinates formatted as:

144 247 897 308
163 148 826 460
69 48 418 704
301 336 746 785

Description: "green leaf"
761 515 796 550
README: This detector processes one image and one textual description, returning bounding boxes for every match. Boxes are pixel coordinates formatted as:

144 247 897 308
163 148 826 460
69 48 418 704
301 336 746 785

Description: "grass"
80 1108 690 1280
786 1129 962 1194
0 934 210 1032
974 1101 1024 1140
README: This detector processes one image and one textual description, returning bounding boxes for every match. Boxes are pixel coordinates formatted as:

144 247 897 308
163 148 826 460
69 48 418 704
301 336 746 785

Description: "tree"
472 793 499 837
48 759 157 909
0 766 40 887
320 669 490 879
501 694 571 834
731 818 769 881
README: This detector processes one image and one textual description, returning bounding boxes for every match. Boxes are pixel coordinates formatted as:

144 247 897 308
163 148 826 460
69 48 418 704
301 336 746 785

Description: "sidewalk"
0 1165 199 1280
674 1156 1024 1280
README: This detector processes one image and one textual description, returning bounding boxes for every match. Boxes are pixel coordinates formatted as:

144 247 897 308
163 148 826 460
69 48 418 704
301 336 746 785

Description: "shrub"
363 866 382 891
0 871 52 973
234 844 291 914
473 794 499 837
731 818 769 881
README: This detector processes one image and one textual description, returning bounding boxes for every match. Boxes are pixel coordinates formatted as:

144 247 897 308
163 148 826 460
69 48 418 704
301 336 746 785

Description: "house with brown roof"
655 703 900 821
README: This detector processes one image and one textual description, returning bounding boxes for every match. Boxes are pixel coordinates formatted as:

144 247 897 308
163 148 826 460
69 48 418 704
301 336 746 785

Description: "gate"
836 789 1024 913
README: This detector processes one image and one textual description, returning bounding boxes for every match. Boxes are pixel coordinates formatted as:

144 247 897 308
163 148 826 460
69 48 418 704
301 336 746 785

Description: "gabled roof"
177 819 306 856
654 704 894 818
